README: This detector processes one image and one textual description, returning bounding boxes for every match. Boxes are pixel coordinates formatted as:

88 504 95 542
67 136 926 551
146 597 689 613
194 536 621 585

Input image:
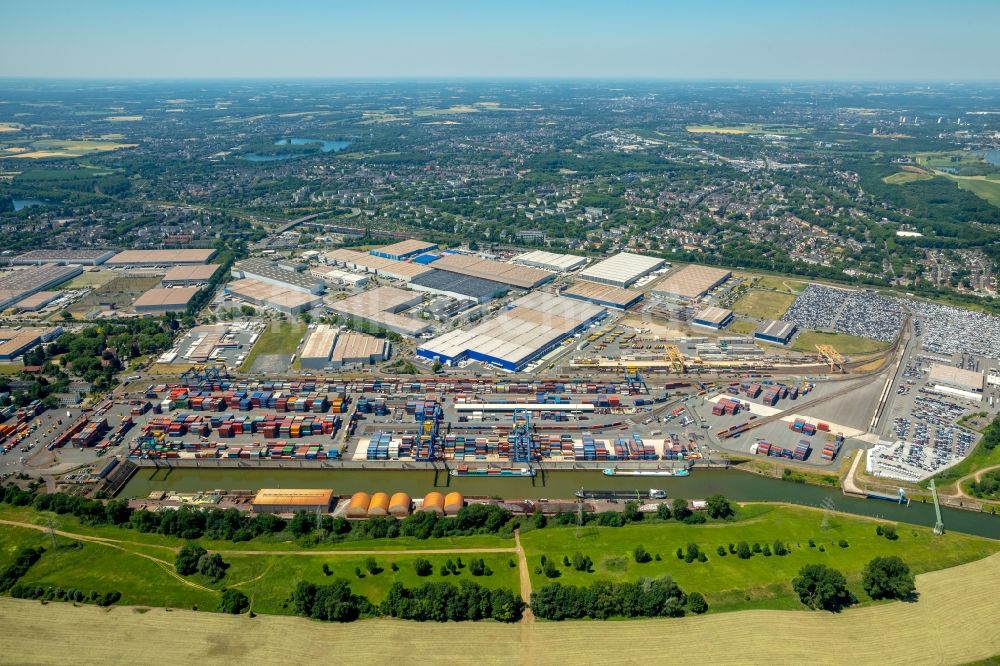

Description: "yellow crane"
664 344 686 374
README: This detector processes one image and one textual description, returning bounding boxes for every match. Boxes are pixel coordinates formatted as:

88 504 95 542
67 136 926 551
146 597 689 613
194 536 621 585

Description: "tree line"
290 578 523 623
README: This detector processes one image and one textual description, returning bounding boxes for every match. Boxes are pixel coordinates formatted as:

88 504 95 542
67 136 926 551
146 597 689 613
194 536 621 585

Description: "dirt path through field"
0 518 212 592
942 463 1000 501
514 528 534 623
213 546 517 556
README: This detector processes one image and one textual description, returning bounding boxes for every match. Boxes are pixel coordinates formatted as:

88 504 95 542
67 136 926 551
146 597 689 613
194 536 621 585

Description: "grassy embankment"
790 330 890 355
731 290 796 320
1 502 995 617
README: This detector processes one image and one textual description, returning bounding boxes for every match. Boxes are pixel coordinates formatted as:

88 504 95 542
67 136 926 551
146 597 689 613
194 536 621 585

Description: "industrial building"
232 258 324 294
133 286 200 314
928 364 985 401
652 264 732 302
300 325 389 369
226 279 322 315
251 488 334 513
310 266 369 288
417 292 606 371
0 326 63 362
576 252 665 288
14 291 61 311
12 249 115 266
408 270 508 304
561 281 643 310
369 239 438 261
324 249 435 282
513 250 587 273
327 286 430 337
692 306 734 330
0 264 83 310
161 264 220 286
106 249 217 267
755 320 797 345
431 254 555 289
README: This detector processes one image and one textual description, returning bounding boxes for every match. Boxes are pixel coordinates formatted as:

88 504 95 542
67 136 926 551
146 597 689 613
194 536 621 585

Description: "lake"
982 149 1000 166
12 198 48 211
243 137 351 162
122 466 1000 539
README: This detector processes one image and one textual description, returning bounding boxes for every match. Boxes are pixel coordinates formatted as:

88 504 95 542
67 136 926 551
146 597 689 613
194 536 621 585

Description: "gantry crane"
815 344 846 373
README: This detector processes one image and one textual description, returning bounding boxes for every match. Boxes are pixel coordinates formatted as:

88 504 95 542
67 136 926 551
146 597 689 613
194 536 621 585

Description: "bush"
533 512 547 529
838 539 849 548
175 543 207 576
656 503 672 521
716 546 727 557
634 545 652 564
862 556 915 600
469 558 492 577
676 547 684 560
687 591 708 614
752 542 762 554
683 513 707 525
728 543 736 554
322 563 332 576
793 564 855 611
542 559 561 579
219 588 250 614
808 539 816 548
390 562 399 572
736 541 752 559
683 543 700 564
881 525 898 541
762 544 772 557
414 558 433 576
773 540 788 556
572 552 593 572
0 546 45 592
672 498 692 521
196 553 228 581
365 557 381 575
563 555 571 567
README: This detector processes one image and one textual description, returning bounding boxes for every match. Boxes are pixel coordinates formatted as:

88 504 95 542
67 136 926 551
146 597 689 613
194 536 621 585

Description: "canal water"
122 468 1000 539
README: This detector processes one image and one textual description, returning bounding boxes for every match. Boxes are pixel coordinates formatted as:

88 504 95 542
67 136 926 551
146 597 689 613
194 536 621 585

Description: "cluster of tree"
861 556 916 601
530 577 696 620
174 543 228 582
381 580 523 623
290 579 376 623
0 546 45 592
9 583 121 607
30 493 131 526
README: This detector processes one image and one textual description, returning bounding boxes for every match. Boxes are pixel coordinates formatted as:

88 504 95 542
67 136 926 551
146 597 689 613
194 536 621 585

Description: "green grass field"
948 174 1000 207
240 320 307 371
732 290 795 320
727 320 758 335
520 504 996 611
883 171 934 185
753 276 807 293
0 363 25 375
790 330 890 355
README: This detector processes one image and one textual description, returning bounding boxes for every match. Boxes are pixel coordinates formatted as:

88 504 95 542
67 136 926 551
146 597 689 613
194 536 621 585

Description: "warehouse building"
577 252 665 288
13 249 115 266
369 239 438 261
0 264 83 310
327 286 430 337
251 488 335 513
226 279 322 315
417 292 606 371
408 270 508 304
692 306 734 330
561 281 643 310
0 326 63 362
652 264 732 302
928 364 985 402
14 291 61 312
106 249 217 267
755 320 797 345
133 286 200 314
161 264 220 286
310 266 369 288
300 325 390 370
431 254 554 289
513 250 587 273
232 258 324 295
324 249 435 282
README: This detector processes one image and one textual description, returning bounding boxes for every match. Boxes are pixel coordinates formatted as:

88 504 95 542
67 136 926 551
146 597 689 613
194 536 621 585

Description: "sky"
2 0 998 81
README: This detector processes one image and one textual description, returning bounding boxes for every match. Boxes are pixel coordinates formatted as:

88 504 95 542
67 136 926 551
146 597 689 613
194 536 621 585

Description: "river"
122 467 1000 539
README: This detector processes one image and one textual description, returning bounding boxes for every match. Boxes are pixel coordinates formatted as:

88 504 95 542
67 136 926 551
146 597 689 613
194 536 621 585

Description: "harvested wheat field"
2 551 1000 665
